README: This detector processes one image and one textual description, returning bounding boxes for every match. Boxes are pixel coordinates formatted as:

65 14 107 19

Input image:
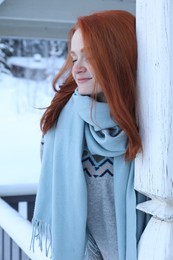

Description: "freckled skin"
70 29 102 96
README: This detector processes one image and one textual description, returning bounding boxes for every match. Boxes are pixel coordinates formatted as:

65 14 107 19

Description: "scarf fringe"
30 218 52 258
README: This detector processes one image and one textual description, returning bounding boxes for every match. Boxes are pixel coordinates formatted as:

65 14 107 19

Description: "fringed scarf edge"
30 218 52 258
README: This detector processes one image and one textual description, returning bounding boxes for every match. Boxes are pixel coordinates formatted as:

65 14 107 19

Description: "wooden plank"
4 232 11 260
12 241 20 260
0 0 136 39
135 0 173 259
0 199 50 259
135 0 173 200
0 228 4 260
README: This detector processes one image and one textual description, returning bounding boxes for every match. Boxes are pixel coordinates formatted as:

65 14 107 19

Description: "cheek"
71 68 75 80
87 65 94 77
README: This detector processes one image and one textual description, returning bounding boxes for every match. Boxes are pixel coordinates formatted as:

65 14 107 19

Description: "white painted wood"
0 0 136 39
135 0 173 203
137 199 173 222
136 0 173 259
0 183 37 196
138 217 173 259
0 198 50 260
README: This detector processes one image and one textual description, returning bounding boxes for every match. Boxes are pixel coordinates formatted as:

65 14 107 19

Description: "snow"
8 55 65 70
0 56 64 196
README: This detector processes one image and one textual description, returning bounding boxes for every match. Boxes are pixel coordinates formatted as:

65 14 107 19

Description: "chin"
77 88 92 96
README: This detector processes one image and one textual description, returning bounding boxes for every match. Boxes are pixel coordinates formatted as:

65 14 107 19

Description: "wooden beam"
135 0 173 259
0 0 136 39
0 19 73 40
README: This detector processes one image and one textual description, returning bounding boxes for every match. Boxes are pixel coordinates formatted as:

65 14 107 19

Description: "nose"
73 60 86 74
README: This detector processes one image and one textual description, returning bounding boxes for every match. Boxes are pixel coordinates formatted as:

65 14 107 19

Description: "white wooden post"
135 0 173 259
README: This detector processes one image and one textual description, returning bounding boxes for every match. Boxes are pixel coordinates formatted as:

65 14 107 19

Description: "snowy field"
0 57 64 193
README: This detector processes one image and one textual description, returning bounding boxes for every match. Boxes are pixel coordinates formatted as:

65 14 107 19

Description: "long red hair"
40 10 142 160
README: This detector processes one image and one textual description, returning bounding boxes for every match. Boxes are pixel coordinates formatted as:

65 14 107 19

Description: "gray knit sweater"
82 147 119 260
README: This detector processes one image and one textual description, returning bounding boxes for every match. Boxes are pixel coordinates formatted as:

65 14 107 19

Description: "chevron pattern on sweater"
82 155 113 178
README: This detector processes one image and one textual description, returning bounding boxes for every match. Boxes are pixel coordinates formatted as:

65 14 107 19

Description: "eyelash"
71 55 89 64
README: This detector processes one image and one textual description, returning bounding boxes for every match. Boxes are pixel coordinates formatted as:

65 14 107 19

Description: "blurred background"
0 38 67 185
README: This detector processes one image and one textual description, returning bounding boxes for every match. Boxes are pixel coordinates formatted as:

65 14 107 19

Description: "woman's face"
70 29 102 96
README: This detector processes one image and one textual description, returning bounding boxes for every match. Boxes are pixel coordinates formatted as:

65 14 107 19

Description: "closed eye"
70 50 77 64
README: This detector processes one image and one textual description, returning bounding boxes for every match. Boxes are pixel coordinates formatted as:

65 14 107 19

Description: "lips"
77 77 92 83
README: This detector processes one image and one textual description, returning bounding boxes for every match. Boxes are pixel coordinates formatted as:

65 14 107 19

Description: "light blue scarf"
31 89 146 260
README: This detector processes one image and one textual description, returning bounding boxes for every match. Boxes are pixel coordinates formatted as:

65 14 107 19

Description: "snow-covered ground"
0 57 64 194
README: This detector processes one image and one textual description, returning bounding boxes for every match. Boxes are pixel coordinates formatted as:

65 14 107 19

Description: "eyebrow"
70 48 85 55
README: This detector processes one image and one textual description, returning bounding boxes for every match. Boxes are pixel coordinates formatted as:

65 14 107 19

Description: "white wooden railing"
0 197 50 260
0 170 49 259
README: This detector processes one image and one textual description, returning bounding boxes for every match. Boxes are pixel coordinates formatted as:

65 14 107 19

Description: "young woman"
31 10 147 260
